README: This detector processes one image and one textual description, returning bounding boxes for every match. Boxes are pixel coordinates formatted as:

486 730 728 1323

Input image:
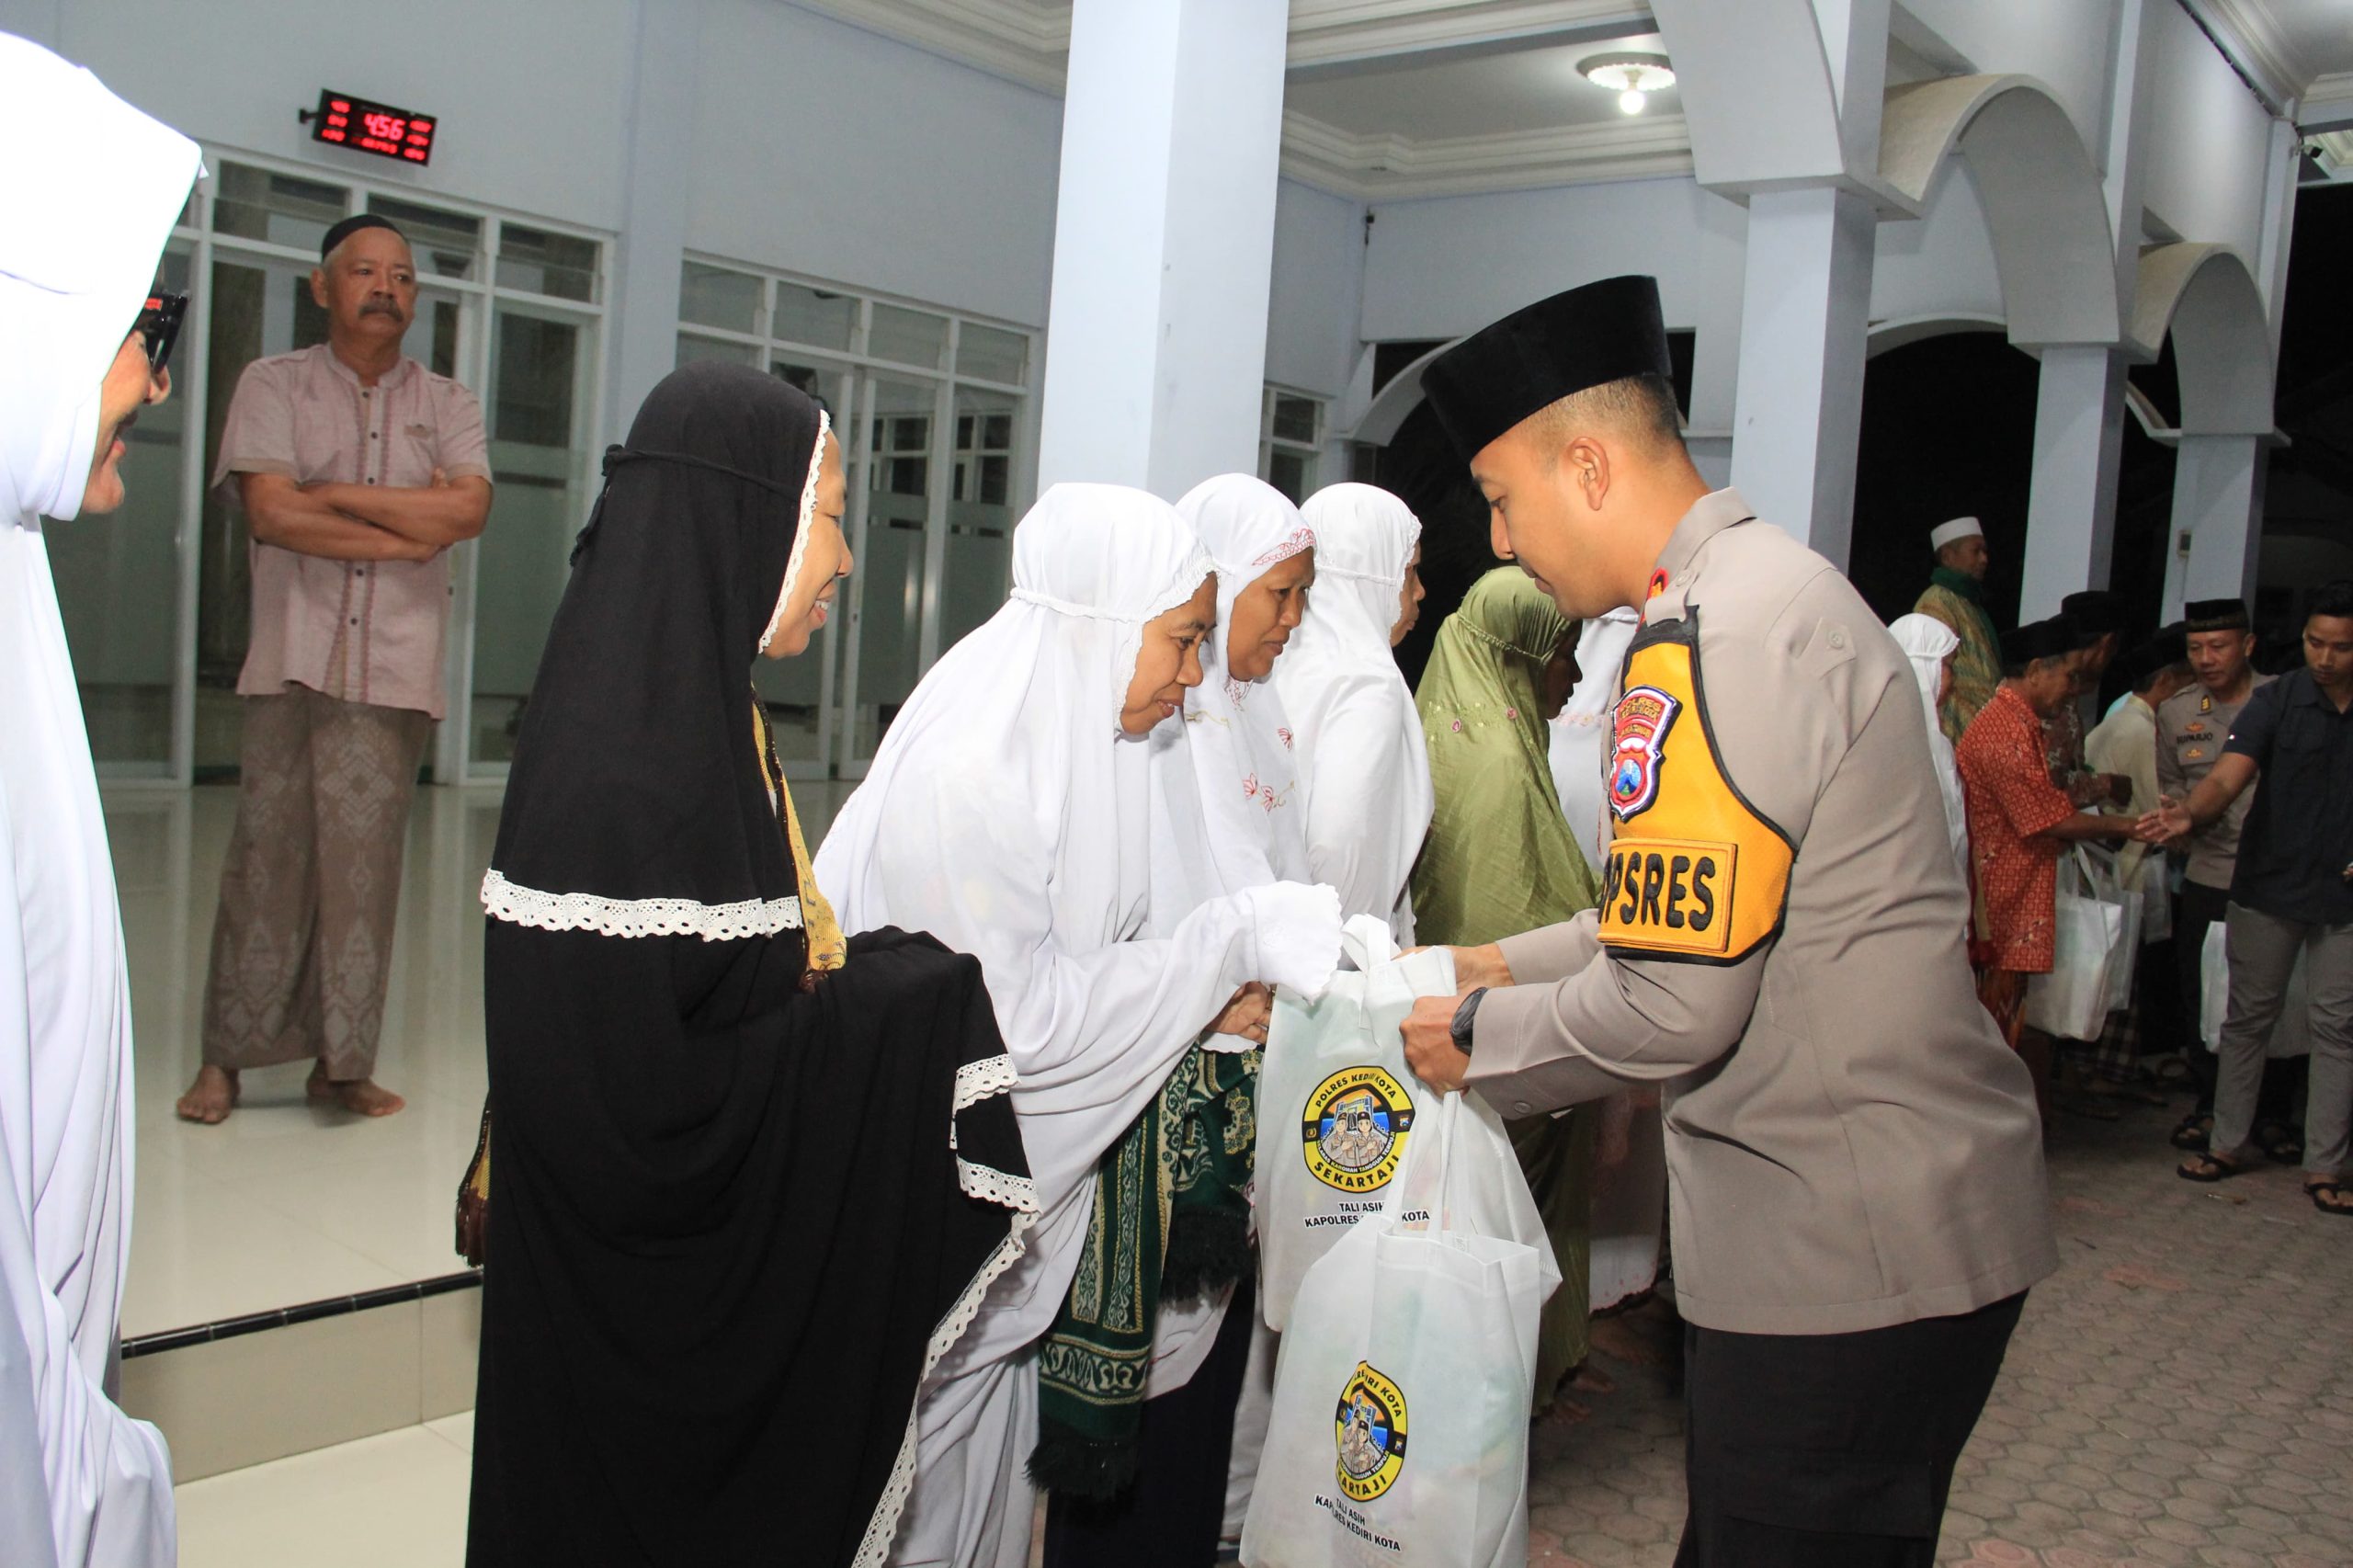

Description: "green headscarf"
1410 568 1602 947
1409 566 1604 1403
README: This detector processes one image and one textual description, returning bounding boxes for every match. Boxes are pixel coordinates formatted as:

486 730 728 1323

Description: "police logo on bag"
1335 1363 1409 1502
1302 1068 1415 1193
1608 686 1680 822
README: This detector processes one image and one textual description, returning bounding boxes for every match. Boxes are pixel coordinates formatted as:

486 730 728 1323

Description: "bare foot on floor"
308 1065 405 1117
1539 1394 1592 1426
1589 1313 1672 1369
175 1065 239 1125
1570 1362 1618 1396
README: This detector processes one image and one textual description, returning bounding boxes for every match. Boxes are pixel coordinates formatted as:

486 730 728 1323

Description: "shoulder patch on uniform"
1608 687 1681 823
1598 611 1794 966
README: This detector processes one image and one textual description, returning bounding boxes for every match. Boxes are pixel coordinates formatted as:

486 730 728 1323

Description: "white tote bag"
2200 917 2313 1057
1256 917 1460 1332
2025 848 2124 1040
1243 1093 1557 1568
2083 848 2142 1016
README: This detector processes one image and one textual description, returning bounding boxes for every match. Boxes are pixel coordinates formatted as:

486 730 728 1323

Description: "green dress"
1409 567 1602 1403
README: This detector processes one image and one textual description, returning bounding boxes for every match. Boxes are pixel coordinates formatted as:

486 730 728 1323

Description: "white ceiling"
1284 31 1677 141
2239 0 2353 86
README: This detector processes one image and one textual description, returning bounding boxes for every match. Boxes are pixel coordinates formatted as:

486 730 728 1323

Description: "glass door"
836 374 946 776
44 244 196 777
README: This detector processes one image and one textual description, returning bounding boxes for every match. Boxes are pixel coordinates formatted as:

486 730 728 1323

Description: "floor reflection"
108 778 856 1336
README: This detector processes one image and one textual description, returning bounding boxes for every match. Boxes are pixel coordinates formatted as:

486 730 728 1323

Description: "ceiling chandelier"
1579 51 1677 115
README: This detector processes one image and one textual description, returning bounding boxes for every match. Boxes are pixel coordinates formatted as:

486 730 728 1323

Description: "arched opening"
1880 76 2121 348
1850 329 2040 626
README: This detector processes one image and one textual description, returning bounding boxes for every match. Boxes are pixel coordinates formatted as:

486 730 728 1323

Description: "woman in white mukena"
1276 481 1434 940
813 483 1341 1568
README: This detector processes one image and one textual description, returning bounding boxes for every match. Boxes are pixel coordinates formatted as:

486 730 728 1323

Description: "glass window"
1272 393 1320 446
495 223 599 302
680 261 762 334
676 334 757 368
848 379 939 758
472 306 593 765
870 303 949 369
366 195 482 279
774 283 856 351
944 386 1018 654
48 244 194 770
956 323 1029 386
1268 448 1312 506
211 162 347 252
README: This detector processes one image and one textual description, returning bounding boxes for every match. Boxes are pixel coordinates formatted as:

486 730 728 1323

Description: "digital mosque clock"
305 89 437 165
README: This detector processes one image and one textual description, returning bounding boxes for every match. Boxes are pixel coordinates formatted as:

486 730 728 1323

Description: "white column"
601 0 700 446
1035 0 1288 497
2163 435 2266 616
1728 186 1875 566
2018 346 2128 619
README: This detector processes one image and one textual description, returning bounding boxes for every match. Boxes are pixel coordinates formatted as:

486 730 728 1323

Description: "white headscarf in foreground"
0 32 199 1568
1148 473 1317 925
812 483 1340 1568
1888 613 1971 887
1273 483 1432 938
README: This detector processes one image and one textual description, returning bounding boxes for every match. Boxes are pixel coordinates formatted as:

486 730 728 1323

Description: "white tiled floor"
107 778 858 1337
175 1415 474 1568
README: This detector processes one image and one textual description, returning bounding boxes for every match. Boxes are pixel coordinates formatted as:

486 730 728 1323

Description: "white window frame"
1260 385 1326 504
134 147 611 788
676 259 1040 778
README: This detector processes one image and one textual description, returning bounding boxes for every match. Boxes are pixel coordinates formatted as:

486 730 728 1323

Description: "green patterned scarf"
1029 1044 1258 1499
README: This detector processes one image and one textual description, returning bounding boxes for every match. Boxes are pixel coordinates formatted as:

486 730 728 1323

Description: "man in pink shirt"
176 214 491 1123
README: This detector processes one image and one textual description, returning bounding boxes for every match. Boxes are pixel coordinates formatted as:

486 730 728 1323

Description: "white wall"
2138 0 2272 260
688 0 1063 327
1358 177 1750 432
18 0 637 233
1264 178 1367 400
1870 156 2006 330
1898 0 2120 159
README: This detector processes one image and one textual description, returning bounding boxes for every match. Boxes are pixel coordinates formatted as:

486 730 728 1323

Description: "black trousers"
1041 1273 1256 1568
1673 1292 2026 1568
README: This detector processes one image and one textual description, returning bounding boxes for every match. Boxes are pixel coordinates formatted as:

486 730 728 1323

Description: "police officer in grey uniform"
1397 277 2059 1568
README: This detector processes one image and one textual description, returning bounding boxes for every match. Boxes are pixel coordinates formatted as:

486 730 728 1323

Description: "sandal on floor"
2177 1152 2252 1183
2304 1181 2353 1217
2170 1113 2213 1152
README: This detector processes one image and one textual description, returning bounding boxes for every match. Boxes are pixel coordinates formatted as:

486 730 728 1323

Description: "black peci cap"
1419 275 1676 463
320 213 406 261
2001 616 2083 667
2059 590 2124 638
2183 597 2250 633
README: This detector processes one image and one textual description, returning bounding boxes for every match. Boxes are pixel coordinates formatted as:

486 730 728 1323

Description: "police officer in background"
1398 276 2059 1568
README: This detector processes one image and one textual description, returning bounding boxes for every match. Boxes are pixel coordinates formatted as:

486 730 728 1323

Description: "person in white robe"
1142 475 1326 1551
813 482 1342 1568
0 33 199 1568
1275 482 1432 941
1889 613 1972 891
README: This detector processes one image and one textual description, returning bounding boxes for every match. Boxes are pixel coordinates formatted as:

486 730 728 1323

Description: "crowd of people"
5 32 2348 1568
1914 518 2352 1213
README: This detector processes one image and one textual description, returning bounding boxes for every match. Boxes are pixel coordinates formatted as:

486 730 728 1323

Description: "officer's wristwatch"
1449 987 1489 1055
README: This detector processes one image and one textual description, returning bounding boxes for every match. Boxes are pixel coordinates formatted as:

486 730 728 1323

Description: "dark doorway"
1849 330 2040 630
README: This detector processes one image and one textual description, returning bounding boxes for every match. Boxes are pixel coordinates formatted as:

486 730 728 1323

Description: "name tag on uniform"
1600 838 1736 958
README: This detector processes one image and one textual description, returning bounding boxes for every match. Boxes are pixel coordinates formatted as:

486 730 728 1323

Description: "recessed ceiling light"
1579 51 1676 114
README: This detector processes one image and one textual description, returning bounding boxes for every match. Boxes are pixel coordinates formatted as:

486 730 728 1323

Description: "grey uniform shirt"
2154 677 2269 892
1467 489 2058 1336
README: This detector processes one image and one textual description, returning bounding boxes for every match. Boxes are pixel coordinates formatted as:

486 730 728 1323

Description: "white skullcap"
1929 517 1983 551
